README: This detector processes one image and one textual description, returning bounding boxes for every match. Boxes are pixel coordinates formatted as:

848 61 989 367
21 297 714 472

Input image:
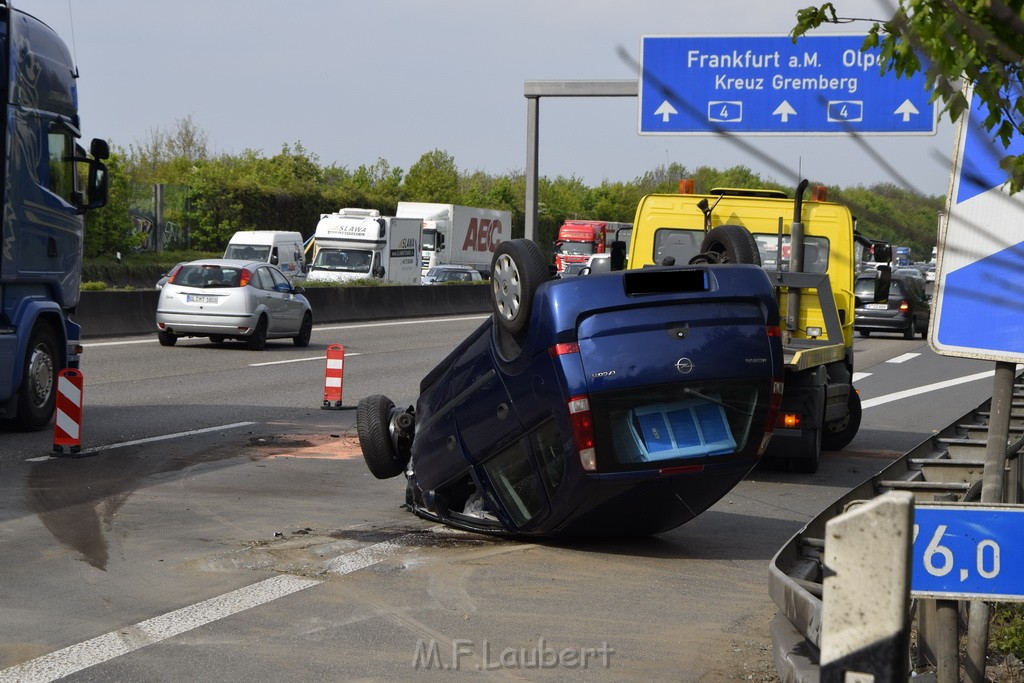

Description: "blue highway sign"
912 505 1024 601
639 34 936 136
931 83 1024 363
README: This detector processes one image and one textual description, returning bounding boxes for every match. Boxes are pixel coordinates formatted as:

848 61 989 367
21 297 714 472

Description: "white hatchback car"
155 259 313 349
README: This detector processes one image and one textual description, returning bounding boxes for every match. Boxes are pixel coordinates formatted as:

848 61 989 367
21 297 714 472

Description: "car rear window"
590 380 767 470
175 265 243 288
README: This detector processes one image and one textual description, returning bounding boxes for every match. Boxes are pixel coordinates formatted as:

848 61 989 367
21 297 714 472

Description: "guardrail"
74 285 492 338
769 375 1024 681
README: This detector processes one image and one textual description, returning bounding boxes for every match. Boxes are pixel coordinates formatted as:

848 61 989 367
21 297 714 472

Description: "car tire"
822 390 862 452
157 330 177 347
293 313 312 347
919 323 928 339
15 323 59 431
698 225 762 265
210 335 226 344
903 322 915 340
356 394 407 479
490 239 549 335
858 330 871 338
790 427 822 474
246 316 268 350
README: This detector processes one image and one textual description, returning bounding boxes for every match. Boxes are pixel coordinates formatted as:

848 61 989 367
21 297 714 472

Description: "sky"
16 0 955 197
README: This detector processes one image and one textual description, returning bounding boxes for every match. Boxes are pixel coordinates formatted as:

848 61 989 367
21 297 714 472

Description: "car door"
253 266 287 333
266 266 302 333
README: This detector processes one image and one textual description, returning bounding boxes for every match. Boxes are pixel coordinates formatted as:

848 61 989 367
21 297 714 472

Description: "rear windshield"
174 264 243 288
652 227 829 272
590 380 768 471
855 278 905 299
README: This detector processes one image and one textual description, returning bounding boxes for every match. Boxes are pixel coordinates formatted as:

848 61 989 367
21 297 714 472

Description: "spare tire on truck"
696 225 762 265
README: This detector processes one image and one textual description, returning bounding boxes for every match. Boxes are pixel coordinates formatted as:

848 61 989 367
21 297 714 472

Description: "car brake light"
239 268 253 287
567 395 597 471
899 300 910 312
549 342 580 357
166 264 183 284
766 325 781 337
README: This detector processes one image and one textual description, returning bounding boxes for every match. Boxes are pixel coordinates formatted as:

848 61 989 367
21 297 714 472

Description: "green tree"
83 150 144 258
403 149 459 201
125 113 209 184
793 2 1024 193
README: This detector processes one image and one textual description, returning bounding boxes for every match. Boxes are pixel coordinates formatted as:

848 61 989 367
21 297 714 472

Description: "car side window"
268 267 291 291
255 267 276 291
483 439 545 527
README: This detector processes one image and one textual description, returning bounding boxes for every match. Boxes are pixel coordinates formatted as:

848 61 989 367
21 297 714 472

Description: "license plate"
186 294 218 304
865 303 888 310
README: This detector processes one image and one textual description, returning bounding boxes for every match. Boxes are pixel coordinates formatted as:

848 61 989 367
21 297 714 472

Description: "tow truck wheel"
822 390 862 452
357 395 410 479
698 225 762 266
490 239 549 335
790 427 821 474
15 323 59 431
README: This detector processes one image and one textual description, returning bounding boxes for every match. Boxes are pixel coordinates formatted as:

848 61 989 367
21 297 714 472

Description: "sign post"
639 34 936 136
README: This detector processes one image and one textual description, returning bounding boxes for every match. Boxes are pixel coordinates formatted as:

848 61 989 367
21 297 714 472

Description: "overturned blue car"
357 239 783 538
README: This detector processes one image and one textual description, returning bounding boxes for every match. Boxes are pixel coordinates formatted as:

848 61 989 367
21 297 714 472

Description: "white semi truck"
394 202 510 277
306 208 421 285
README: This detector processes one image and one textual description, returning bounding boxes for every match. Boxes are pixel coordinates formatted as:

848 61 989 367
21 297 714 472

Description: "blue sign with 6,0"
912 505 1024 601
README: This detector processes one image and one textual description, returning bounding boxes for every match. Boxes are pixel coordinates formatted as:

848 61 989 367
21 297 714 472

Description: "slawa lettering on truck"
627 179 873 473
395 202 510 277
0 5 109 431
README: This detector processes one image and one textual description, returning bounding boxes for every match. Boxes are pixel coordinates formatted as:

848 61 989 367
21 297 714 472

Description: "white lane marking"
24 422 258 462
852 372 872 383
861 370 995 409
248 352 361 368
0 531 435 682
82 315 488 347
887 352 920 364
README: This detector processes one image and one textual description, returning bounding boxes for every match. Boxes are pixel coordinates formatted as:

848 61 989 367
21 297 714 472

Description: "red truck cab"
553 220 607 274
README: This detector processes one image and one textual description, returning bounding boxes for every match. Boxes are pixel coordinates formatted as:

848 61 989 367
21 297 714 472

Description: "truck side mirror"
373 265 385 278
270 248 279 265
874 265 892 301
610 241 627 271
437 234 446 251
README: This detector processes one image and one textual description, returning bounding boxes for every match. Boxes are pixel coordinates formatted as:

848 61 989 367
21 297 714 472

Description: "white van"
223 231 306 280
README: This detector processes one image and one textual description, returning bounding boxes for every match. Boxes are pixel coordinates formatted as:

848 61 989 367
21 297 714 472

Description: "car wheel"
919 323 928 339
15 323 59 431
356 395 409 479
157 330 177 347
858 329 871 338
490 239 548 335
821 390 862 451
246 316 268 350
210 335 226 344
697 225 762 265
293 312 312 347
903 322 915 340
790 427 822 474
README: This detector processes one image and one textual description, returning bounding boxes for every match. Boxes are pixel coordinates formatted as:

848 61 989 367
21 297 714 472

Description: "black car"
854 273 931 339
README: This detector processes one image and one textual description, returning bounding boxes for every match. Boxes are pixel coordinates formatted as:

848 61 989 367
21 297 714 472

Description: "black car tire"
356 394 407 479
903 322 915 340
15 322 59 431
210 335 226 344
157 330 177 347
490 239 548 335
822 390 862 452
859 329 871 338
293 313 312 347
246 316 268 350
790 427 822 474
698 225 762 265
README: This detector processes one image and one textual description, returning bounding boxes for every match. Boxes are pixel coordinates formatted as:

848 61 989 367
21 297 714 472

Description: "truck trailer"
394 202 509 277
306 208 421 285
0 4 109 430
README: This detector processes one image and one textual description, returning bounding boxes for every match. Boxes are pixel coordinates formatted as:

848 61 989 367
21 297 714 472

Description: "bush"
81 281 108 291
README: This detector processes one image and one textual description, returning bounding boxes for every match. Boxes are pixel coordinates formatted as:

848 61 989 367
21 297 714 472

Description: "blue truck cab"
0 4 108 430
358 240 784 538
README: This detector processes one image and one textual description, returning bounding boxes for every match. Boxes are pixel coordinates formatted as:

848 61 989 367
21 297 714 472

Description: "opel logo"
675 357 694 374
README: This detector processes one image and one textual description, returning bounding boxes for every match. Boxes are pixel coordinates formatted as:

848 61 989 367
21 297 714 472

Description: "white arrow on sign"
773 100 797 123
654 100 678 122
894 99 920 122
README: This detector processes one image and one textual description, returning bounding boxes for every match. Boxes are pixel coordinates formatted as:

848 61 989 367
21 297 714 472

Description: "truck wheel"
491 239 548 335
791 427 821 474
357 395 410 479
822 390 862 452
16 323 60 431
698 225 762 266
246 316 268 350
157 330 177 347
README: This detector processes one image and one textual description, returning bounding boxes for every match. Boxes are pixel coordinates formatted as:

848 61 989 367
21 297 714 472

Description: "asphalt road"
0 315 1002 681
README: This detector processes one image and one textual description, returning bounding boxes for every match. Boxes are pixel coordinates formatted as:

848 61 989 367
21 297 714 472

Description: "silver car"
155 259 312 349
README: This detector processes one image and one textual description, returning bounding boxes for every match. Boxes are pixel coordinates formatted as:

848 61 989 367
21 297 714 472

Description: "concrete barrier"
76 285 492 338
